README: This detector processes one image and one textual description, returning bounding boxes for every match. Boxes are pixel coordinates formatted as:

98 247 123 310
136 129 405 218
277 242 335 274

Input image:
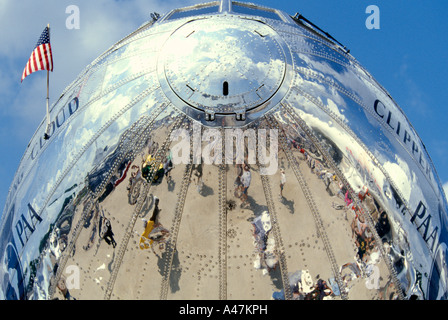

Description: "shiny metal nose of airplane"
1 0 447 302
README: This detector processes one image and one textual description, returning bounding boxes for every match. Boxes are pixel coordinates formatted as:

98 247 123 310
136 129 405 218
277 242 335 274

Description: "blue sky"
1 0 448 217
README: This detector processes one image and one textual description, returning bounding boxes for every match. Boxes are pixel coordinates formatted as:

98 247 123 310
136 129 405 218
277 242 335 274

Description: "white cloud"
395 58 430 118
444 181 448 199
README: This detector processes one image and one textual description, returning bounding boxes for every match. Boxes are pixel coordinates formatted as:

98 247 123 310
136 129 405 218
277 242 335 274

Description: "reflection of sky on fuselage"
164 18 285 106
16 93 170 274
10 56 164 259
288 32 438 199
279 16 436 223
291 52 435 214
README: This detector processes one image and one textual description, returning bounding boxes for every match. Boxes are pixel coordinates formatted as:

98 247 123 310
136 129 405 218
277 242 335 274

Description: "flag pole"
44 23 51 140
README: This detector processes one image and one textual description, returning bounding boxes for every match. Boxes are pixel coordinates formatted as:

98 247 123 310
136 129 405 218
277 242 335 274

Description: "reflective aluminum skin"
1 0 447 300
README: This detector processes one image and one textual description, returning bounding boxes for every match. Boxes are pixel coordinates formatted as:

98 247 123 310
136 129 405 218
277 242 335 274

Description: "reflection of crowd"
102 218 117 248
234 163 251 208
192 162 203 193
127 165 142 190
279 168 286 197
252 211 278 274
351 213 376 262
127 141 174 190
303 279 334 300
273 270 335 300
375 210 390 239
139 196 170 257
56 277 76 300
287 133 400 298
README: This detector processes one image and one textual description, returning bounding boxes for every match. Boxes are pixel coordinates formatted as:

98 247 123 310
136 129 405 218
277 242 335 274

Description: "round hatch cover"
160 17 288 118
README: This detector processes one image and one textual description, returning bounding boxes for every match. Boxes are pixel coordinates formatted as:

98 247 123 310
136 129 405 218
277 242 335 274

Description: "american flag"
21 26 53 82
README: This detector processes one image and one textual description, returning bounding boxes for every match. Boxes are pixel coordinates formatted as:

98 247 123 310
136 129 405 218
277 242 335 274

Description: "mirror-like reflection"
1 1 447 300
